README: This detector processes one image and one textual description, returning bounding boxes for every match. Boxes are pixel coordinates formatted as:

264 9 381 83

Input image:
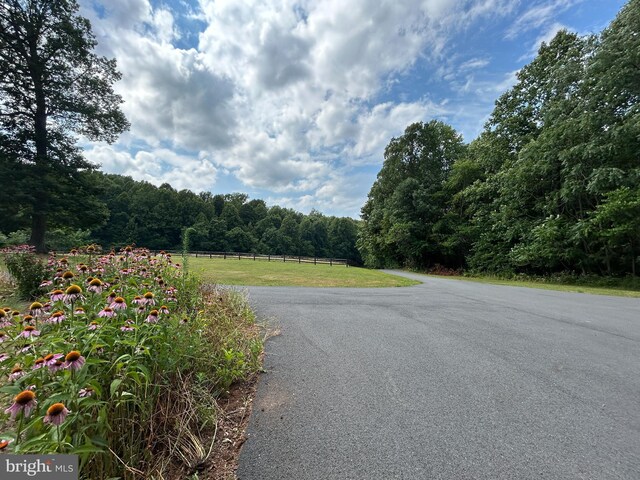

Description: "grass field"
188 257 420 287
424 273 640 298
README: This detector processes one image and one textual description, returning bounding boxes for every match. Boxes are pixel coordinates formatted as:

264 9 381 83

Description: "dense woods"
359 0 640 276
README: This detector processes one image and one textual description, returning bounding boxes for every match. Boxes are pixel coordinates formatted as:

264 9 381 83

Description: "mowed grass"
189 257 419 287
425 273 640 298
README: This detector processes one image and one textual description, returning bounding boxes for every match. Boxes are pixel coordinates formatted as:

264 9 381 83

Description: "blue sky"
78 0 627 218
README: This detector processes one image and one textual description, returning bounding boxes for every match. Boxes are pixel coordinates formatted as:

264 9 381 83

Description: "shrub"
1 245 50 299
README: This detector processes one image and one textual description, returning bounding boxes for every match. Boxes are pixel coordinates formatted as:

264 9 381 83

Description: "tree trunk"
28 32 49 253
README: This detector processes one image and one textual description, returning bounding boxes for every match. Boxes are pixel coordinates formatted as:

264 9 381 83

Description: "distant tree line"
358 0 639 276
88 173 362 262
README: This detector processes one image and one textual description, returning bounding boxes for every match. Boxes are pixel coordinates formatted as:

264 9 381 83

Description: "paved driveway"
237 272 640 479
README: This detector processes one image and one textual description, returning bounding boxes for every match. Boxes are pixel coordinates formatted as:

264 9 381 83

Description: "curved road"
236 271 640 479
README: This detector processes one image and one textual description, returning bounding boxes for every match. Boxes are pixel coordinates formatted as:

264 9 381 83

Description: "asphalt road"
236 272 640 479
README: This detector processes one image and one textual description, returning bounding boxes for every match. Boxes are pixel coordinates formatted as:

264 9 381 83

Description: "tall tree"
359 121 466 268
0 0 128 251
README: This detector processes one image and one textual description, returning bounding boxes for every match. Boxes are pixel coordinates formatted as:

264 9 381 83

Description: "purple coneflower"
61 270 75 281
50 289 64 302
111 296 127 310
88 321 101 331
9 366 25 381
44 402 70 426
63 284 84 303
43 353 63 367
64 351 85 370
145 309 159 324
132 295 143 305
78 387 94 398
142 291 156 306
159 305 169 315
49 360 64 373
74 307 85 315
0 311 8 328
29 302 44 317
47 311 65 324
121 320 135 332
39 280 53 288
32 358 45 370
180 318 188 325
76 263 88 273
4 390 37 419
98 307 115 318
20 326 40 338
87 278 103 293
0 353 9 362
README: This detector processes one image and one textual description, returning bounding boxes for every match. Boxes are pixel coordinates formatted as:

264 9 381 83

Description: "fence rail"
158 250 351 267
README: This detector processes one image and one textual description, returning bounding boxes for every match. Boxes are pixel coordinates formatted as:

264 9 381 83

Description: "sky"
77 0 627 218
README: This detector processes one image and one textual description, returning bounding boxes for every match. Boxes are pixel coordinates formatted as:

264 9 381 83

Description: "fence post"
330 258 333 266
268 255 270 262
238 253 241 260
283 255 286 263
314 257 316 265
299 256 301 263
254 253 256 261
224 253 226 260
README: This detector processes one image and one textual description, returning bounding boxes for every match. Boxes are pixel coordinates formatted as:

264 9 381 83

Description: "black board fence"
156 250 352 267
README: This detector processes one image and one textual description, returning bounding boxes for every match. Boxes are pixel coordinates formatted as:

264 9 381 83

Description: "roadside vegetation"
190 257 419 288
359 1 640 281
0 245 262 478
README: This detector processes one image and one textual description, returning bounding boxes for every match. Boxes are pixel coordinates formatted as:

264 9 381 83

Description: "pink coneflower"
49 360 64 373
121 319 135 332
50 289 64 302
78 387 94 398
111 296 127 310
39 280 53 288
64 351 85 371
145 309 159 324
69 248 78 256
87 278 103 293
0 311 8 328
42 302 52 312
0 353 9 362
61 270 75 281
159 305 169 315
23 314 34 324
44 402 70 426
29 302 44 316
43 353 63 366
88 321 101 331
142 291 156 306
63 284 84 303
32 358 45 370
4 390 37 419
20 326 40 338
76 263 88 274
74 307 85 315
9 366 25 381
47 311 65 324
98 307 115 318
180 318 188 325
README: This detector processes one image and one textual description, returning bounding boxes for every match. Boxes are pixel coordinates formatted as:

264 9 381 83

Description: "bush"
1 245 50 299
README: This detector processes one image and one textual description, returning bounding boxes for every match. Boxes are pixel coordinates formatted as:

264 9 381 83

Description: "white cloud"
506 0 579 38
77 0 536 216
85 145 218 192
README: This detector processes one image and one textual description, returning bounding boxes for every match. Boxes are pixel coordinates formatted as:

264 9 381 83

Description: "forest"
0 171 362 262
358 1 639 277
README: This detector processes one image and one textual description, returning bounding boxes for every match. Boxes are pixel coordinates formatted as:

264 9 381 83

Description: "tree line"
358 0 639 276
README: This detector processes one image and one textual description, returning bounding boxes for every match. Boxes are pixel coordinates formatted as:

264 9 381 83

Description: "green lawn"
188 257 419 287
423 273 640 298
